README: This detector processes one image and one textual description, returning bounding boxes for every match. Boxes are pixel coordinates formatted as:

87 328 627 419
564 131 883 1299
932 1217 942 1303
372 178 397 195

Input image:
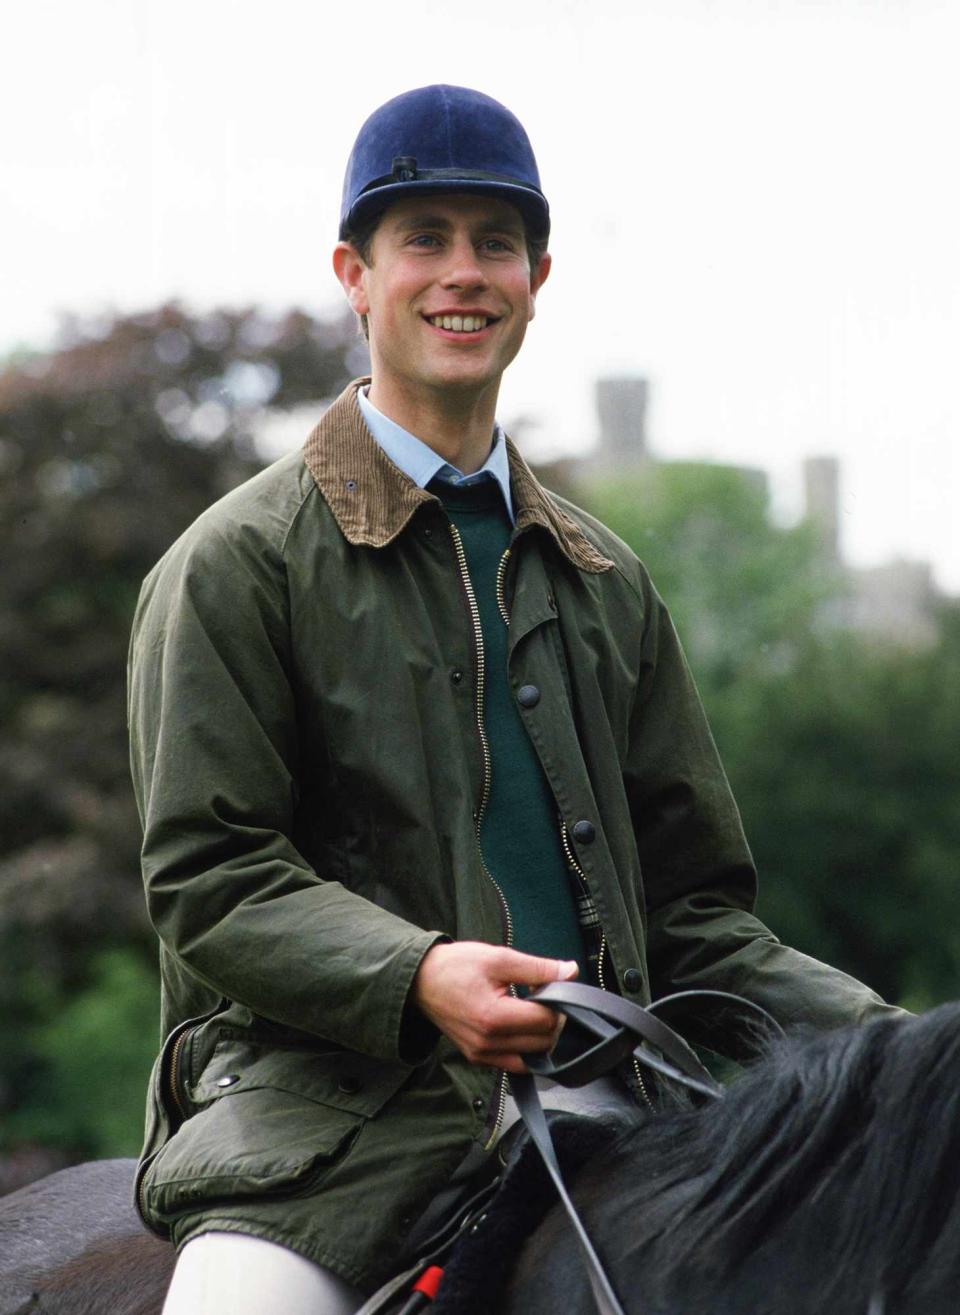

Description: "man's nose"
440 240 488 289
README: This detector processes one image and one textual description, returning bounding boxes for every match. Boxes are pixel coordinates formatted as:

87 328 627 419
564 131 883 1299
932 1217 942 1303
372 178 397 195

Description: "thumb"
498 949 579 987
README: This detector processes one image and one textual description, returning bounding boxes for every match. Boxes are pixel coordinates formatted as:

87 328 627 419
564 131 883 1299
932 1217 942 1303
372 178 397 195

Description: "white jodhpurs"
161 1231 364 1315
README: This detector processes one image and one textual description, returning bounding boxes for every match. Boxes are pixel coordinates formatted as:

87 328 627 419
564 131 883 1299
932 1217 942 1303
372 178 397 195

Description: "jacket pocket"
140 1040 410 1226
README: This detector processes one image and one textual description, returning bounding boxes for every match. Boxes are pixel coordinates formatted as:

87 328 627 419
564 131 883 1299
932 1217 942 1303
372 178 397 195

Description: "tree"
734 607 960 1009
578 461 836 699
579 462 960 1009
0 304 360 1167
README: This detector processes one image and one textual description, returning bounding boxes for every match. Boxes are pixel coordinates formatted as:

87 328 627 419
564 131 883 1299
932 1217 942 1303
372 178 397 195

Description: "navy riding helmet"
339 85 550 243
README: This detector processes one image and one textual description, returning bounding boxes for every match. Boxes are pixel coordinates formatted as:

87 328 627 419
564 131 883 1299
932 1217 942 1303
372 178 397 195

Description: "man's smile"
423 311 501 336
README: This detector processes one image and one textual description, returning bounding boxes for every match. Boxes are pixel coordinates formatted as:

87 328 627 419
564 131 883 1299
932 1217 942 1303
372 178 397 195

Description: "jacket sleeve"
623 581 901 1034
128 511 443 1063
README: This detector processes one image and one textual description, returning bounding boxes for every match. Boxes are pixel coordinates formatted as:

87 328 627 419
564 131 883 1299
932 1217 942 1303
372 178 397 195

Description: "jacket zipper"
495 547 511 626
448 524 515 1148
167 1024 193 1123
134 1016 198 1226
559 819 654 1112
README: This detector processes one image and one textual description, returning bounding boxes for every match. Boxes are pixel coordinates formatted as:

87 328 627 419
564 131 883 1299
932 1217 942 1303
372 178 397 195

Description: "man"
129 85 896 1314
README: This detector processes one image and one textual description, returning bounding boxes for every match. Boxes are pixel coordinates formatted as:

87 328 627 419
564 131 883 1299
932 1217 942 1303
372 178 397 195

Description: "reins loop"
526 981 785 1097
511 982 784 1315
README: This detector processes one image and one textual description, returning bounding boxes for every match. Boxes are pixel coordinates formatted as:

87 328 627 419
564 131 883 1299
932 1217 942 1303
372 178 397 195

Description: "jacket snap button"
423 526 433 538
216 1074 240 1088
623 969 643 993
517 684 540 709
450 669 464 684
571 819 596 844
472 1097 485 1114
338 1075 361 1096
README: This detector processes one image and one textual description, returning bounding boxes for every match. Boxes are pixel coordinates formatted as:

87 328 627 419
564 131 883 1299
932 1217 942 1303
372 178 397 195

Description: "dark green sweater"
431 479 588 976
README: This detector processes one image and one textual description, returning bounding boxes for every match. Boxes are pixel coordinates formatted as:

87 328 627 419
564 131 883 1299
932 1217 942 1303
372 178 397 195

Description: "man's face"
336 193 550 402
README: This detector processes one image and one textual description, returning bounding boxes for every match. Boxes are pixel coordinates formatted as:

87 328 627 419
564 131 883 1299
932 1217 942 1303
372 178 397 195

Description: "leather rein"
511 982 785 1315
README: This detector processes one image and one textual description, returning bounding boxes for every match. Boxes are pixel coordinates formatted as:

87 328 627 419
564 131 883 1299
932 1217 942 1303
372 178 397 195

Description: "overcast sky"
5 0 957 590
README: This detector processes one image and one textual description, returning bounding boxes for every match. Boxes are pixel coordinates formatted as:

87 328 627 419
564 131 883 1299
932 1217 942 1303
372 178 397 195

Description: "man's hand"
412 941 578 1073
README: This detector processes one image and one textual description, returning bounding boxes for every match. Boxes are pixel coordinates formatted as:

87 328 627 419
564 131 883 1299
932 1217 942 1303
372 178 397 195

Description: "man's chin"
420 359 504 396
426 344 525 392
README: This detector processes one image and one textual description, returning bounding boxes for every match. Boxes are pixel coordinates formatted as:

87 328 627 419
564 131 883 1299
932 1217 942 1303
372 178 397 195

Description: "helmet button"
392 155 418 181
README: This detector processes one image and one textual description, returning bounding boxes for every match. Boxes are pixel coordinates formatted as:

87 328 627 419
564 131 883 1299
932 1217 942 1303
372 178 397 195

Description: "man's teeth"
430 315 488 332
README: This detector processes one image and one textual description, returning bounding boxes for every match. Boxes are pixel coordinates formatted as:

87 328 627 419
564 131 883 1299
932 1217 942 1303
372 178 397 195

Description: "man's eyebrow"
475 217 525 237
392 212 525 237
393 213 454 233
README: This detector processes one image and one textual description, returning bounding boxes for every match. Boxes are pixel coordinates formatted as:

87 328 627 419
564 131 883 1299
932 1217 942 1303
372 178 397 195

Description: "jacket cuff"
396 933 452 1065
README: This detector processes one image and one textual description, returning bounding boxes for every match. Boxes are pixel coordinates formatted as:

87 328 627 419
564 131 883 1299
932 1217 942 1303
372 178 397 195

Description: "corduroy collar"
303 379 613 574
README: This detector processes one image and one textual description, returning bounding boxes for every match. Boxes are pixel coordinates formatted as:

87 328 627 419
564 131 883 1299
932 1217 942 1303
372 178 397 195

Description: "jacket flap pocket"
190 1039 410 1119
143 1087 359 1221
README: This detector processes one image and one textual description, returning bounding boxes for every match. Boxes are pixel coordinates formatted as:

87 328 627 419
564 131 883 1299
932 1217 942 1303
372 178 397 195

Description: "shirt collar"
302 379 614 574
357 386 514 524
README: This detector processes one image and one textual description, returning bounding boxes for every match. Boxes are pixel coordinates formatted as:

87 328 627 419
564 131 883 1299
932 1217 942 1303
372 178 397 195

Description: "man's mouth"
425 314 497 333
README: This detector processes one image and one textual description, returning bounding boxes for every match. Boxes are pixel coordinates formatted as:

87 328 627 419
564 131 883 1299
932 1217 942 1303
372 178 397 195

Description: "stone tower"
803 455 841 561
595 376 649 466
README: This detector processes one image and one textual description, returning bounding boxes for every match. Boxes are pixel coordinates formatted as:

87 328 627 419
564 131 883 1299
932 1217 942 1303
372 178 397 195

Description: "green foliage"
0 304 359 1161
578 464 960 1010
581 461 837 698
734 611 960 1009
4 950 159 1156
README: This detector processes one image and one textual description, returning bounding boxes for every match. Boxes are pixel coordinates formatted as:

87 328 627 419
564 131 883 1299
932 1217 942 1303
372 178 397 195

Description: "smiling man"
129 85 897 1314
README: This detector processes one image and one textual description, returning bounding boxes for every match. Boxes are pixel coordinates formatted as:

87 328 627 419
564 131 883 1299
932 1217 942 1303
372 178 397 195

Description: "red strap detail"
413 1265 444 1299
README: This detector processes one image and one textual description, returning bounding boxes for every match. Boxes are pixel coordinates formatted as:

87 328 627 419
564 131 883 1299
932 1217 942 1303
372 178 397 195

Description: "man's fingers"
463 1023 561 1065
494 948 579 987
468 1023 561 1053
475 994 564 1039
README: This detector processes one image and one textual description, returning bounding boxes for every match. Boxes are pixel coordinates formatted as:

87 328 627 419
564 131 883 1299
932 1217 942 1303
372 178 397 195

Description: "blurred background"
2 0 957 1190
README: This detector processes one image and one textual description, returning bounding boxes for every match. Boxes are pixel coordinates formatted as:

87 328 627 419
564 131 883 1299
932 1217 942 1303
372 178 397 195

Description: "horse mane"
575 1003 960 1313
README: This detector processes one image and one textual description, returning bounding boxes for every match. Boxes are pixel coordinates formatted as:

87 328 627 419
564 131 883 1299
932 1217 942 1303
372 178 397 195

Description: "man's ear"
333 242 370 316
528 251 552 322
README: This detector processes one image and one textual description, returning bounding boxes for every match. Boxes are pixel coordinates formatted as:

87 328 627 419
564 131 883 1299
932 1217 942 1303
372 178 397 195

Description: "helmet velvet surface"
340 85 550 241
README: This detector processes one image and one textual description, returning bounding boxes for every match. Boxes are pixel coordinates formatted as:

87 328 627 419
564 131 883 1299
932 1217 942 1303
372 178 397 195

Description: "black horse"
3 1005 959 1314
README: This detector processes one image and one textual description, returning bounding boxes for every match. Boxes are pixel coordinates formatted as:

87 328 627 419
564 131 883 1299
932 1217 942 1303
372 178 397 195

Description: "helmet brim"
340 177 550 244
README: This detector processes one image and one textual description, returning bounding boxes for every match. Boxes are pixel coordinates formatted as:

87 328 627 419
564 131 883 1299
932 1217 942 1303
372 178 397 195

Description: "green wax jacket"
127 378 895 1289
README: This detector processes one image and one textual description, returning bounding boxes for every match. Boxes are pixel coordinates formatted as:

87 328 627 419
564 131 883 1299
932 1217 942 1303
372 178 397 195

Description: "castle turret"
595 376 649 465
803 455 840 561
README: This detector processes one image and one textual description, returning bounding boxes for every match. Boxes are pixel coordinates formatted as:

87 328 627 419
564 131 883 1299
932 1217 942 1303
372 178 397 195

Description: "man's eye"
481 239 511 253
410 234 440 248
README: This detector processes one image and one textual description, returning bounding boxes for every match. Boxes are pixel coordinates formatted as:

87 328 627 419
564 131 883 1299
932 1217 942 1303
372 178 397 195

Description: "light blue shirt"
357 387 515 524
